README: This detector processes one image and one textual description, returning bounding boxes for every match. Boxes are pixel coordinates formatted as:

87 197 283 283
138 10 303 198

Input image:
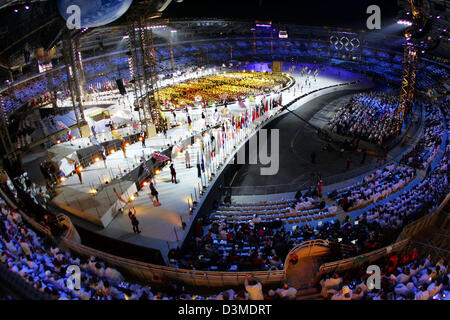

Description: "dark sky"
163 0 400 29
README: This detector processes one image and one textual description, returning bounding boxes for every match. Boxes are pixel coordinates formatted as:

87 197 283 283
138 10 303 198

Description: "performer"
74 161 83 184
149 182 161 206
140 132 146 148
128 209 141 234
170 163 178 184
185 150 191 168
121 140 127 158
101 148 107 168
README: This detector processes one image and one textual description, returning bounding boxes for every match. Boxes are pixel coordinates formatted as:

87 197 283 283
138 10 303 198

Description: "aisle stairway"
286 256 325 288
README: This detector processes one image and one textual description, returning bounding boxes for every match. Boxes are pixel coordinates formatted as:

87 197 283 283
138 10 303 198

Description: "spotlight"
24 5 29 10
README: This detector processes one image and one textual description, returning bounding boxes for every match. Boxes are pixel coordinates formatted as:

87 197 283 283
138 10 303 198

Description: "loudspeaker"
116 79 126 95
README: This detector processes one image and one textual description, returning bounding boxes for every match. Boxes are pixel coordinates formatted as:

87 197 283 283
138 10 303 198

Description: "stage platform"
22 65 372 260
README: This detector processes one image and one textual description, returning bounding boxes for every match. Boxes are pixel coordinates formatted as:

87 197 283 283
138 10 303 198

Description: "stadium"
0 0 448 306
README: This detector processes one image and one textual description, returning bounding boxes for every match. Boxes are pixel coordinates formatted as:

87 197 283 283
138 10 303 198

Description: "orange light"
155 169 161 175
94 157 100 162
142 181 149 186
60 177 66 182
56 140 61 144
139 137 143 141
125 142 130 147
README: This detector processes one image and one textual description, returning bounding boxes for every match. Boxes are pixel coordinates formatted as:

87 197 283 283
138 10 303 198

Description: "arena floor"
20 66 375 260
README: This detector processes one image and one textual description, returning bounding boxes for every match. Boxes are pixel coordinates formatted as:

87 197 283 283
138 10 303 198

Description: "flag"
159 109 166 121
64 156 75 165
56 121 68 130
141 157 150 175
152 151 170 163
201 152 205 172
249 95 255 103
111 130 123 141
113 188 135 210
174 144 183 153
196 151 201 178
238 98 246 109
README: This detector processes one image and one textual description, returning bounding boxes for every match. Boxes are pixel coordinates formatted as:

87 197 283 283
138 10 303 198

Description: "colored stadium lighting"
142 181 149 186
125 142 130 147
24 5 29 10
94 157 100 162
255 24 271 28
60 177 66 182
56 140 61 144
397 20 413 26
14 9 18 13
155 169 161 175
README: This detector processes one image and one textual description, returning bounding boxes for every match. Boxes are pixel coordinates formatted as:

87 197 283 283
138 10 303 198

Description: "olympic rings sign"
330 35 360 51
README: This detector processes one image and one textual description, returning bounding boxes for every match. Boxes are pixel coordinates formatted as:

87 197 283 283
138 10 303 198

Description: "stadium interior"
0 0 448 303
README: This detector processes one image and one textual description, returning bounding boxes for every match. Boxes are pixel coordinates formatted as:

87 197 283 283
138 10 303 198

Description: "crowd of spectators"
329 164 416 211
401 100 449 169
175 145 448 272
0 195 306 300
319 249 449 300
329 91 400 144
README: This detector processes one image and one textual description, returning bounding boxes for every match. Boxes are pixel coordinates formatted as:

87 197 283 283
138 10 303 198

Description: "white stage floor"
50 67 371 260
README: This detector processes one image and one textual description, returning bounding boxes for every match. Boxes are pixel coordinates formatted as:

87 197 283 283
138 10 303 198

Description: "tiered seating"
401 101 448 169
320 249 449 300
328 91 400 144
330 164 416 211
212 198 337 224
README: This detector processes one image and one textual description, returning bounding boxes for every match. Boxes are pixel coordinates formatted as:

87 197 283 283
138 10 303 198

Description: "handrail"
316 238 411 277
283 239 331 268
59 235 285 287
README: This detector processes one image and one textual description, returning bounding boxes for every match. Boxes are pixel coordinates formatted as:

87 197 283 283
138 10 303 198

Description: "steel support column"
62 31 85 133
